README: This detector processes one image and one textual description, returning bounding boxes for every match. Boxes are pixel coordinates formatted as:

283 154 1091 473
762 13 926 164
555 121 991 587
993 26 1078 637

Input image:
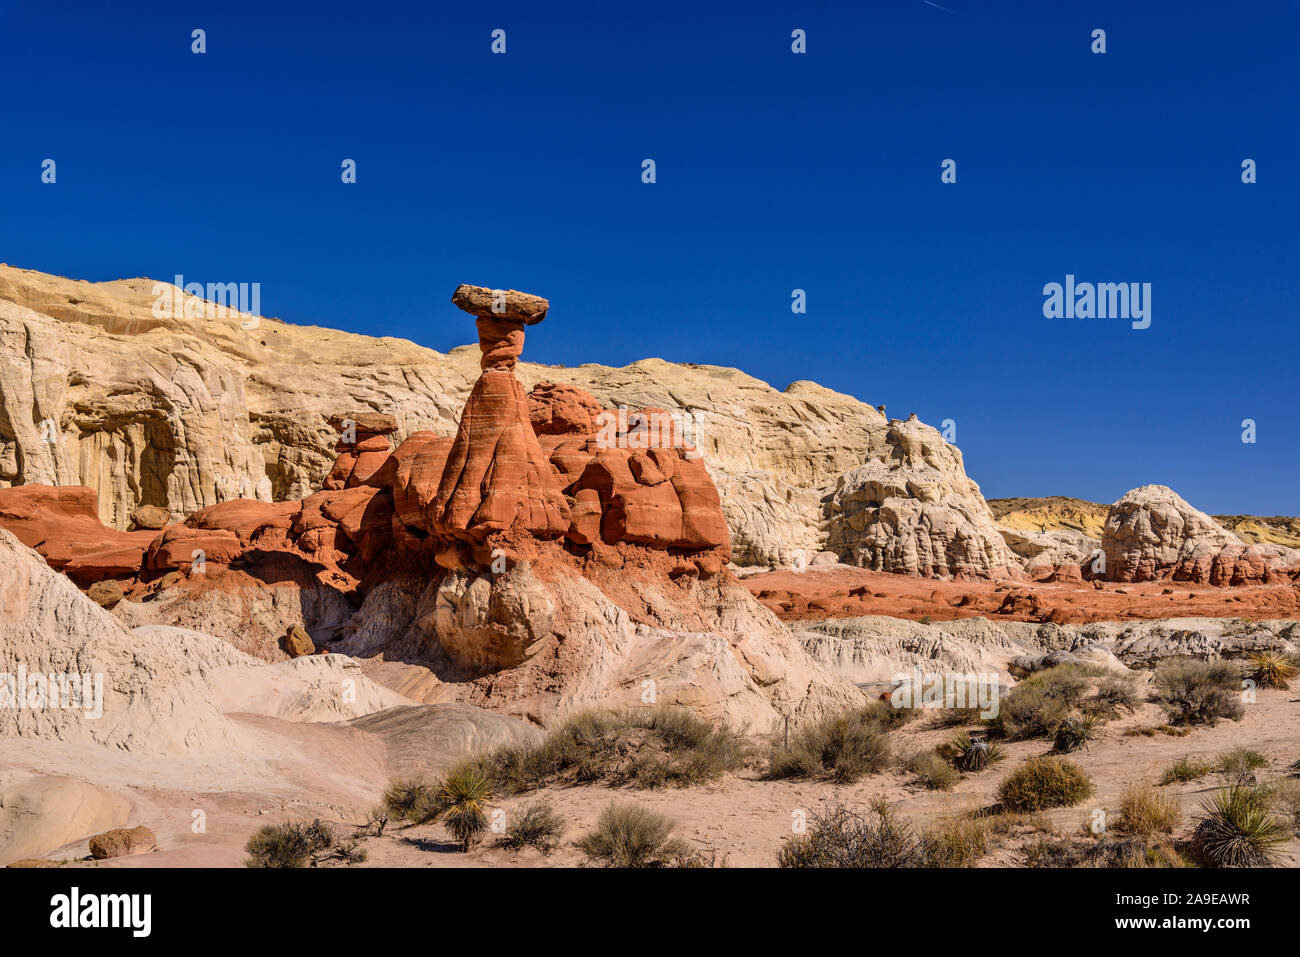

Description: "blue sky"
2 0 1296 513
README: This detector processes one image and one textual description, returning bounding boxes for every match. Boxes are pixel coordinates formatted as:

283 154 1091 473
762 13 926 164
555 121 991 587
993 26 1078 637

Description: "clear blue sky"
2 0 1296 514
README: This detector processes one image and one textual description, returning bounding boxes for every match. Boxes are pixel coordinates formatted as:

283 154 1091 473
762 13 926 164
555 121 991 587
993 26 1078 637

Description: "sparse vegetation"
939 731 1006 772
1151 660 1244 727
577 803 696 868
1246 650 1296 690
439 764 494 851
497 800 566 855
920 816 992 867
1083 675 1140 719
1160 756 1214 785
1217 748 1268 784
1114 784 1180 837
992 664 1096 740
1025 833 1189 868
1259 779 1300 835
777 801 922 868
767 702 896 784
1052 714 1100 754
997 757 1095 812
244 819 365 868
1191 786 1289 867
468 707 750 793
383 777 435 822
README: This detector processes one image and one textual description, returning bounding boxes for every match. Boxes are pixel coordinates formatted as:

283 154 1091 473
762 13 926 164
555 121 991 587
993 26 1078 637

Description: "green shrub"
1151 660 1244 727
1084 675 1140 719
997 757 1095 812
777 801 923 868
439 764 493 851
767 705 893 784
1192 786 1289 867
1160 756 1214 785
383 778 436 822
472 707 750 793
909 749 959 791
577 803 693 868
498 800 566 855
1052 714 1101 754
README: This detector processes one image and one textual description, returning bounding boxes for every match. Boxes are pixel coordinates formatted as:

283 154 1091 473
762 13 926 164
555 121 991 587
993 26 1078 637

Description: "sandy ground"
744 566 1300 624
44 687 1299 869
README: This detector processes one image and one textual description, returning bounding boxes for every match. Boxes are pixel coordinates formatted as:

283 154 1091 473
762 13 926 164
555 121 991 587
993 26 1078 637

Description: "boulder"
130 504 171 530
282 624 316 657
88 825 157 860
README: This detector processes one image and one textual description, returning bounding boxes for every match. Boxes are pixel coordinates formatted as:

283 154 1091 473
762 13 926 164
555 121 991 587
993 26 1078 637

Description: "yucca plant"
1192 786 1289 867
1052 714 1100 754
941 731 1006 772
439 765 494 852
1246 650 1297 691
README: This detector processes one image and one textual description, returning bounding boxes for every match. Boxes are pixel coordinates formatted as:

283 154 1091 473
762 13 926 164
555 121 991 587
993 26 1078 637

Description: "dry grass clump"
938 731 1006 772
470 707 750 793
777 802 999 868
908 749 959 791
1025 833 1190 868
1114 784 1180 837
1151 660 1245 727
997 757 1095 812
1160 755 1214 785
767 702 898 784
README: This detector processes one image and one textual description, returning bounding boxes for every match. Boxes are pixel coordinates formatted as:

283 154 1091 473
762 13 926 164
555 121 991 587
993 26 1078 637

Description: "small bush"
1217 748 1268 784
997 757 1095 812
473 707 750 793
244 820 335 868
577 803 693 868
1246 650 1296 690
768 705 893 784
777 801 922 868
1026 834 1189 869
1115 784 1180 837
1052 714 1101 754
992 664 1094 740
1160 756 1214 785
1260 779 1300 835
1084 676 1140 719
939 731 1006 772
498 800 566 855
1151 660 1244 727
383 778 435 822
1192 786 1289 867
908 749 958 791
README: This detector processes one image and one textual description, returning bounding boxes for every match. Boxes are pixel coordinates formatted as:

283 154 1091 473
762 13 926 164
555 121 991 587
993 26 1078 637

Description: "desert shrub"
1052 714 1101 754
777 801 923 868
497 800 566 855
919 816 991 867
1026 834 1189 869
908 749 958 791
1115 784 1180 837
997 757 1095 812
992 664 1094 739
768 705 893 784
577 803 694 868
245 820 336 868
1083 675 1140 719
383 778 437 822
939 731 1006 772
473 707 750 793
1151 660 1244 727
1160 756 1214 785
1259 779 1300 835
1217 748 1268 784
1192 786 1289 867
439 764 493 851
1246 650 1296 690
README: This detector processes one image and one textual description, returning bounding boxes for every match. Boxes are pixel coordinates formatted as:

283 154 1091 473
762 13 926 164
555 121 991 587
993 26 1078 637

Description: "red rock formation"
429 295 571 546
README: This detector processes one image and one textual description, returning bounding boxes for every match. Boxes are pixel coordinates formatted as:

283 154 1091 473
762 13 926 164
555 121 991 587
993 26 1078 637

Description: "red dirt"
744 565 1300 624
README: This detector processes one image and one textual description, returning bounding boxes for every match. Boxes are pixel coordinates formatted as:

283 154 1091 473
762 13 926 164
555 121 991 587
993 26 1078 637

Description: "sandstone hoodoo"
430 285 571 557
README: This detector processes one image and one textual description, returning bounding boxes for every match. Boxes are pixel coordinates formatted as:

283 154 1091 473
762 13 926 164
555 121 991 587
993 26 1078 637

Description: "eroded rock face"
825 417 1021 579
1101 485 1300 584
